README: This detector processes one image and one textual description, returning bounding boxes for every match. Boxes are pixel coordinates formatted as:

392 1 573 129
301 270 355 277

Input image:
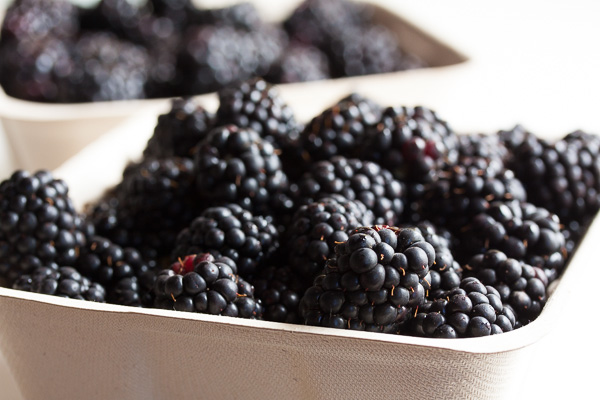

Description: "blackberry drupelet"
299 226 434 333
0 170 87 287
88 157 199 259
172 204 279 278
193 124 292 216
62 31 151 102
76 235 157 306
361 105 459 183
265 42 331 84
458 200 567 282
143 97 215 159
13 265 106 302
419 156 526 231
284 195 375 290
411 276 516 338
153 253 261 319
251 264 304 323
292 156 405 225
216 78 302 149
466 249 548 327
298 93 383 163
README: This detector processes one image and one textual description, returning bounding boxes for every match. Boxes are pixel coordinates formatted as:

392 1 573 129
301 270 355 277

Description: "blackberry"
505 129 600 226
412 221 462 298
466 249 548 327
76 235 157 306
458 200 567 282
298 93 383 163
0 170 87 287
193 125 292 216
411 277 516 338
13 265 106 302
251 264 304 323
63 31 151 102
193 2 263 32
88 157 199 259
143 98 215 159
79 0 152 43
265 42 330 84
299 226 434 333
361 105 459 183
216 78 302 149
149 0 199 31
153 254 261 319
292 156 405 225
285 195 375 289
172 204 279 278
419 156 526 231
457 133 510 164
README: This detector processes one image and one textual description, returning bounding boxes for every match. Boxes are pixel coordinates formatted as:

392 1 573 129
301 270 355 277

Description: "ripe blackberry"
361 105 459 183
298 93 383 163
172 204 279 278
153 254 261 319
466 249 548 327
193 2 263 32
411 277 516 338
457 133 510 165
292 156 405 225
88 157 199 259
251 264 304 323
13 265 106 302
285 195 375 289
412 221 462 298
143 97 215 159
299 226 434 333
265 42 330 84
76 235 157 306
0 170 88 287
63 31 151 102
419 156 526 231
148 0 199 31
193 125 292 216
78 0 152 43
458 200 567 282
505 129 600 226
216 78 302 149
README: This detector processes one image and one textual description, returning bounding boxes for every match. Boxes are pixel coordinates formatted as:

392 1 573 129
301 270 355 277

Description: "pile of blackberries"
0 0 425 103
1 77 599 339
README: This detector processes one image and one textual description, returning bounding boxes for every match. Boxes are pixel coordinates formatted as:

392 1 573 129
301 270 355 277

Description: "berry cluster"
0 0 426 103
1 78 599 339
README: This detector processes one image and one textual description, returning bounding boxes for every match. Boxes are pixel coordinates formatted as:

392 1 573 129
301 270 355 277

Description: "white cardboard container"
0 92 594 399
0 1 467 173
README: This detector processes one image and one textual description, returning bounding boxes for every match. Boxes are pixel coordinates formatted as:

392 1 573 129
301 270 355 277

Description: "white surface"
0 0 599 399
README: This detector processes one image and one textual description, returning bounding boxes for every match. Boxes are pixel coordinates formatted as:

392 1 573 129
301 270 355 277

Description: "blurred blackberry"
299 226 434 333
153 254 261 319
458 200 567 282
76 235 157 306
193 2 263 31
251 264 304 323
285 195 375 290
283 0 369 50
149 0 199 31
193 125 292 216
88 157 199 259
0 0 79 42
0 36 75 103
496 125 536 156
265 42 330 84
292 156 405 225
361 105 459 183
62 31 151 102
0 170 87 287
326 24 404 78
13 265 106 302
410 277 516 338
144 36 182 98
505 129 600 226
79 0 152 43
466 249 548 327
172 204 279 278
298 93 383 163
457 133 509 164
216 78 302 149
419 156 526 231
143 98 215 159
412 221 462 298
